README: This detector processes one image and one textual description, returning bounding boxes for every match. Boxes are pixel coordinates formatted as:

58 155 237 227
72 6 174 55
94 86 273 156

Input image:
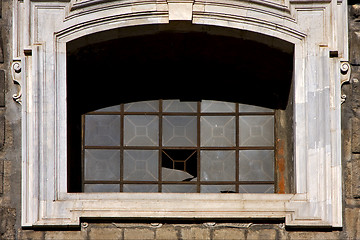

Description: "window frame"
16 0 347 228
81 100 277 194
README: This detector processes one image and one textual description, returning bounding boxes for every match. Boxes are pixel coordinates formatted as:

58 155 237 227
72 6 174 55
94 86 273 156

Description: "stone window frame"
13 0 348 228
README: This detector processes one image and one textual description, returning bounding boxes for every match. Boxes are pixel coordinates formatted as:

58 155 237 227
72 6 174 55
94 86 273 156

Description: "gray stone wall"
1 2 360 240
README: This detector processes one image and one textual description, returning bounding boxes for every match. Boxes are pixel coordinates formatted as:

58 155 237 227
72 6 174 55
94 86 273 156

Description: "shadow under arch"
67 22 294 192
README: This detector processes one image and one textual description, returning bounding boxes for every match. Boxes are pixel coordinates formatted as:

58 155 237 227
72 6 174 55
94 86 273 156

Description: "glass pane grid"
82 100 275 193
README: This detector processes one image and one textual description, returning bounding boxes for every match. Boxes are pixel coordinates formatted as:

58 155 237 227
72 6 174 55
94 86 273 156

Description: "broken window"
82 100 275 193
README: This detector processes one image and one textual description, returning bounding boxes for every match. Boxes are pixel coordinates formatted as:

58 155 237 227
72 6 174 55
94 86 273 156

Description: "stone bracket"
341 61 351 104
11 60 22 105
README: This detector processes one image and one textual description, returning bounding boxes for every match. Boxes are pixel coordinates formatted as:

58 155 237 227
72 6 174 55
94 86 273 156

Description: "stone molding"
13 0 347 228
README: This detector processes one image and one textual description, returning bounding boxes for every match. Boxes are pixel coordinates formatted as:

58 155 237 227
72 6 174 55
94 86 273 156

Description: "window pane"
84 149 120 181
84 184 120 193
239 185 274 193
239 116 274 146
163 100 197 112
201 116 235 146
201 100 235 112
123 150 158 181
239 150 274 181
124 100 158 112
200 185 236 193
238 104 274 113
85 115 121 146
162 184 197 193
163 116 197 146
200 151 236 181
123 184 158 193
124 115 159 146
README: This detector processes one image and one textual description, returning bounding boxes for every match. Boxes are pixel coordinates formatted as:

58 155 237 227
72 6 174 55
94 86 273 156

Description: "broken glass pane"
162 150 197 181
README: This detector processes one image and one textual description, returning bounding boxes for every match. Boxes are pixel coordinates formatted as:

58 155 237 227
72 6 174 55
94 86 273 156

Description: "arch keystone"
167 0 194 21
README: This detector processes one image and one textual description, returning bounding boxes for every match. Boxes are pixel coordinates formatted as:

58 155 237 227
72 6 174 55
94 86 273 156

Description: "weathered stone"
352 157 360 198
180 227 210 240
0 159 3 194
89 226 122 240
45 230 87 240
18 230 45 240
247 228 277 240
124 228 154 240
344 207 360 239
0 109 5 150
155 226 178 240
350 31 360 66
0 70 4 107
213 228 246 240
0 207 16 240
288 231 340 240
350 4 360 19
352 118 360 153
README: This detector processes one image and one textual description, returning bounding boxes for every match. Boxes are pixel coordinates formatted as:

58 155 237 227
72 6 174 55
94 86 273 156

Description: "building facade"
0 0 360 239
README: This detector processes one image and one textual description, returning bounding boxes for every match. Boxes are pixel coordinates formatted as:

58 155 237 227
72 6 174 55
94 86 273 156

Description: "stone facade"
0 0 360 239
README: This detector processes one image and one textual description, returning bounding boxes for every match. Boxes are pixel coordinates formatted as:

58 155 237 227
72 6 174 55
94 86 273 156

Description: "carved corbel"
340 61 351 104
11 61 22 105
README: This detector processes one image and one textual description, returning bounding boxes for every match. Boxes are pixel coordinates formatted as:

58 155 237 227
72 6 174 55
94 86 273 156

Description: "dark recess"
67 30 294 192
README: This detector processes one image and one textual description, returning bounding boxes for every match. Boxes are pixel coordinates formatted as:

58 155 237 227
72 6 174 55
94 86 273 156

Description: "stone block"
288 231 340 240
344 208 360 239
180 227 210 240
155 226 178 240
350 31 360 66
124 228 154 240
352 118 360 153
45 230 87 240
0 109 5 150
352 157 360 198
89 226 122 240
0 159 3 194
0 207 16 240
213 228 245 240
18 230 45 240
0 70 4 107
247 228 277 240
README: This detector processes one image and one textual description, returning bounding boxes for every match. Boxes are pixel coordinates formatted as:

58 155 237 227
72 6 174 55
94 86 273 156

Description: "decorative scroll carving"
341 61 351 104
11 61 22 105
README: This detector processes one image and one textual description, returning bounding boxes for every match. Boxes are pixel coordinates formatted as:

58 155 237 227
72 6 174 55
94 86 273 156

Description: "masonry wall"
1 1 360 240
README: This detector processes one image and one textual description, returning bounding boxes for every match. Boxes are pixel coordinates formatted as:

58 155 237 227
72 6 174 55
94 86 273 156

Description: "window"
17 0 346 227
82 100 276 193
